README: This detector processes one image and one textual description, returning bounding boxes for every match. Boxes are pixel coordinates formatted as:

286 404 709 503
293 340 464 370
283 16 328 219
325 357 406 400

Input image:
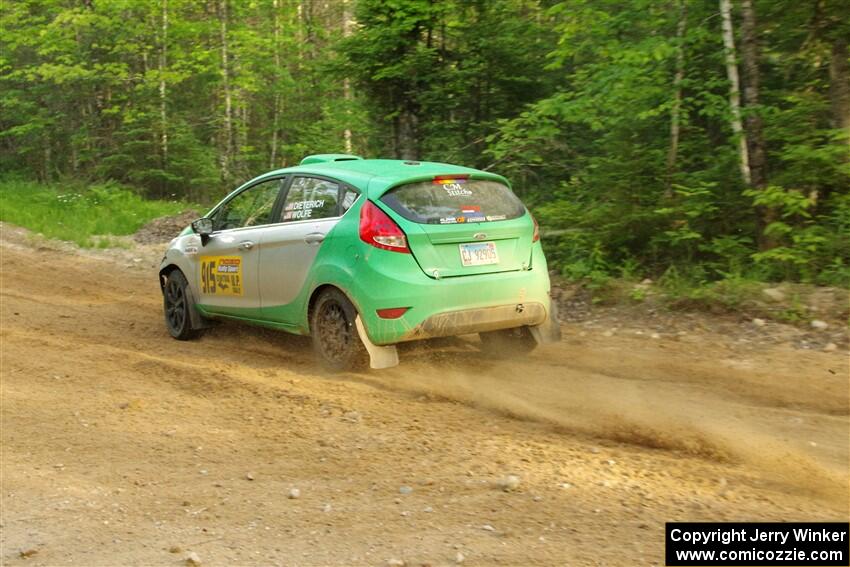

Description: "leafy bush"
744 187 850 286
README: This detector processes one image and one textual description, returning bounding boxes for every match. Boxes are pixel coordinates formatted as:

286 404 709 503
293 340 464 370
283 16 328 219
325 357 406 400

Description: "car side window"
340 187 359 213
214 178 284 231
280 177 340 222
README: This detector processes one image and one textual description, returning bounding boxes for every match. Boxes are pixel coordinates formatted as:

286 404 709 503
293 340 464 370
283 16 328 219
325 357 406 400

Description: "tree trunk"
239 98 248 167
295 1 306 131
218 0 233 182
829 37 850 149
159 0 168 172
719 0 751 186
665 0 687 197
342 0 353 154
270 0 281 168
397 108 419 160
43 142 51 183
740 0 777 249
395 21 422 161
296 1 304 68
270 94 281 167
740 0 766 189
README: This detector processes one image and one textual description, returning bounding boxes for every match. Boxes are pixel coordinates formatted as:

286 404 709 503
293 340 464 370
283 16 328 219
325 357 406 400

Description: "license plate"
459 241 499 267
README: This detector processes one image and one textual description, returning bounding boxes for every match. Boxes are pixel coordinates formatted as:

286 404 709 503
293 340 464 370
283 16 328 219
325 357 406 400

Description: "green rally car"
159 155 560 369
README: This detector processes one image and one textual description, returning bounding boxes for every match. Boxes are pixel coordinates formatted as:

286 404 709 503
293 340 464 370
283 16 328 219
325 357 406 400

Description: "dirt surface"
1 222 848 567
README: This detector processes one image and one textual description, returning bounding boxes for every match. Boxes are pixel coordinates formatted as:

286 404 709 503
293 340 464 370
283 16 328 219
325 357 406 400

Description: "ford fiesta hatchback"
159 155 560 369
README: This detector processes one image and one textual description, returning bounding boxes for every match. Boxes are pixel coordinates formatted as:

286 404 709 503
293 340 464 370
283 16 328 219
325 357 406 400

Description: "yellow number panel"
199 256 243 296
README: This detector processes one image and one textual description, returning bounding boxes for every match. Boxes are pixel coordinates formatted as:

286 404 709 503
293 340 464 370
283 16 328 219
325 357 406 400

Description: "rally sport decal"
199 256 243 296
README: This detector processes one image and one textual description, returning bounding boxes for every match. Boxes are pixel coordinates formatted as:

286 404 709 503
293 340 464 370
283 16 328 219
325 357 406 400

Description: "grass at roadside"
0 178 191 247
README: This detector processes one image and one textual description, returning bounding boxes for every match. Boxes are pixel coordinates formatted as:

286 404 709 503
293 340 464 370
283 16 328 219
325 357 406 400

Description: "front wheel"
163 270 204 340
479 326 538 356
310 288 369 371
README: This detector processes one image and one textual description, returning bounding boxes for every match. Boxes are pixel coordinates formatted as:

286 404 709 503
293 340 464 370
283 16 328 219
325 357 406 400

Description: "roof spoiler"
300 154 363 165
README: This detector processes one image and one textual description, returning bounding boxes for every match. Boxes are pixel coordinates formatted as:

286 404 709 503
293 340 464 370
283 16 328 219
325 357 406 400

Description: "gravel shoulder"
1 223 848 566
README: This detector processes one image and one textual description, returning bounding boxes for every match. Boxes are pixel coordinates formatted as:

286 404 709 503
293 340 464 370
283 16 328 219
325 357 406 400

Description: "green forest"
1 0 849 288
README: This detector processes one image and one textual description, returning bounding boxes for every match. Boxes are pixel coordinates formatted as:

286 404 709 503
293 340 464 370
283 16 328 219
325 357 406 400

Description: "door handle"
238 240 256 250
304 233 325 244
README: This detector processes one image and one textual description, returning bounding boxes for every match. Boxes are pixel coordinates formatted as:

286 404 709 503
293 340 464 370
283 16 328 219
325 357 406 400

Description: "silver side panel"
258 217 341 309
160 226 266 311
194 226 265 310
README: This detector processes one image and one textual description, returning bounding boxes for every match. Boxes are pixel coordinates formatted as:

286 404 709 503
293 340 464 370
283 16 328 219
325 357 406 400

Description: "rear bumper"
350 241 556 345
405 302 546 340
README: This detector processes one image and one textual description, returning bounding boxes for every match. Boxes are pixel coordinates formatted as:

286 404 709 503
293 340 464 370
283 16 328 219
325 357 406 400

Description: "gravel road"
1 225 847 566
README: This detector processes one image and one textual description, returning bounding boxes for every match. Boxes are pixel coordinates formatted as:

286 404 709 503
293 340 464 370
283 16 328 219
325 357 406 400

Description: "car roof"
253 158 510 196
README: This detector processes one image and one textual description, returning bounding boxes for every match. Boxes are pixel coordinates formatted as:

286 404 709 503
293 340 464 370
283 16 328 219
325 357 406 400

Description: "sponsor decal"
285 199 325 210
461 205 481 214
283 199 325 220
199 255 243 296
184 235 202 255
486 214 507 221
439 217 458 224
438 181 473 197
283 209 311 220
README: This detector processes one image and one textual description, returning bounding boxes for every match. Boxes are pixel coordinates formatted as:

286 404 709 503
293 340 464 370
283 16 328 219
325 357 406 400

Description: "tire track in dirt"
2 238 847 497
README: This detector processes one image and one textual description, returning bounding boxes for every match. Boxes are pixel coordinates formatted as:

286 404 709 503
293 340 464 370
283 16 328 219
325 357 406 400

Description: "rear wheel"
479 326 538 356
163 270 204 340
310 288 369 371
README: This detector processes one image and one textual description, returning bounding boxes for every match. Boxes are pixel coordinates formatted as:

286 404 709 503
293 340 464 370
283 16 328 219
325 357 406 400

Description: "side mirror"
191 218 213 245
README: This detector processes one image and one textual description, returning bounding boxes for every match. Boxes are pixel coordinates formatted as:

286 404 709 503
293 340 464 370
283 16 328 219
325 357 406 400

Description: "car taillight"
376 307 409 319
530 212 540 243
359 200 411 253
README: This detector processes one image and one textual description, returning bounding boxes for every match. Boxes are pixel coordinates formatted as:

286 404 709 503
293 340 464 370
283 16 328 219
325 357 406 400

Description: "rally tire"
311 288 369 371
163 270 204 341
479 326 538 356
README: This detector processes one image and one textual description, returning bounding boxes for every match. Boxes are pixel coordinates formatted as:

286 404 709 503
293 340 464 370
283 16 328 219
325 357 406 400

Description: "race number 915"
200 259 217 294
199 256 243 296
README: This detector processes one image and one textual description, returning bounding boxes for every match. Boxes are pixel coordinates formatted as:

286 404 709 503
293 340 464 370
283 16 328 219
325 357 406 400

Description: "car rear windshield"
381 178 525 225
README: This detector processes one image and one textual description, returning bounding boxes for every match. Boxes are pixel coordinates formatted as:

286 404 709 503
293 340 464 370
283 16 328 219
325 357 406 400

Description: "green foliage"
742 186 850 285
339 0 557 165
659 268 758 310
0 178 188 247
479 0 849 288
0 0 372 201
1 0 848 287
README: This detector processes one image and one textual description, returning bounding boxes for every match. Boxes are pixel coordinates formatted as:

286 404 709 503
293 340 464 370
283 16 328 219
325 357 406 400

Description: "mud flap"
529 298 562 345
355 316 399 370
184 284 212 330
